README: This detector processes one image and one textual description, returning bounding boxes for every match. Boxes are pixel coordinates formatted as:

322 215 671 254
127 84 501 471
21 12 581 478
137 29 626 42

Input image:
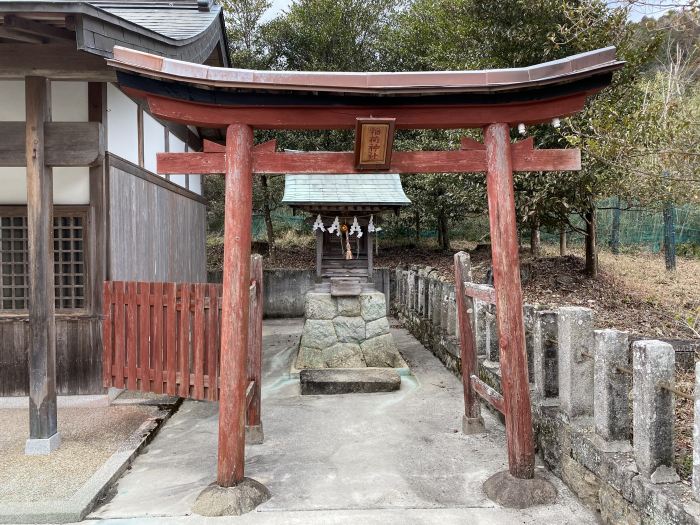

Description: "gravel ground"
0 404 158 503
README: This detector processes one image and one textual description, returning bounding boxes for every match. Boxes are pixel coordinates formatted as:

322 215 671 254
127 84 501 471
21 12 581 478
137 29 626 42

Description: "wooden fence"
102 256 263 415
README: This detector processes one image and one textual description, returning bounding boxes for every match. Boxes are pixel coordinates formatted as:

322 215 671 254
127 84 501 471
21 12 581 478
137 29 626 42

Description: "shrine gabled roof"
109 45 623 96
282 174 411 207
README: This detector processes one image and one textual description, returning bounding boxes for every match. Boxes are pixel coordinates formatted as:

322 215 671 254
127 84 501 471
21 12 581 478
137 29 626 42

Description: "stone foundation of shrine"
295 289 407 369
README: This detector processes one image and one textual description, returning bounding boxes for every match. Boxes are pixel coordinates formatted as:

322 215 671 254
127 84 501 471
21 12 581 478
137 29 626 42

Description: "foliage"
220 0 272 67
677 242 700 258
214 0 700 259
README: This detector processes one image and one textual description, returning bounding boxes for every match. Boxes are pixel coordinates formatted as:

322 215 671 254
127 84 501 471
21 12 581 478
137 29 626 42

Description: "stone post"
633 340 679 482
406 268 416 314
445 283 456 337
412 267 420 316
693 362 700 500
557 307 594 420
394 269 402 313
485 305 499 362
533 310 559 402
401 270 410 316
523 305 537 383
440 279 450 334
418 268 426 317
594 329 631 447
473 299 489 357
430 278 441 328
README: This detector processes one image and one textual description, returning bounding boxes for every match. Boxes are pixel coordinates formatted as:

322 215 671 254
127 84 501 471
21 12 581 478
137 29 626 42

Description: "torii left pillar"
195 123 270 516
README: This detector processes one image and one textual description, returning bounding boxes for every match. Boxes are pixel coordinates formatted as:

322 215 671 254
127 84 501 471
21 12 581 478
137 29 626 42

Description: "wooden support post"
367 232 374 280
315 229 323 280
484 123 535 479
25 76 59 449
217 123 254 487
454 252 484 434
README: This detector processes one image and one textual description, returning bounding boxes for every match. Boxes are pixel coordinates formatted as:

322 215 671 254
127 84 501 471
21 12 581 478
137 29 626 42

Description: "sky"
261 0 687 22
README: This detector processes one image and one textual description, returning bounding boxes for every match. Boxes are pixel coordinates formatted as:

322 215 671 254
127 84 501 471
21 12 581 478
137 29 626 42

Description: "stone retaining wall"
392 262 700 525
208 268 393 318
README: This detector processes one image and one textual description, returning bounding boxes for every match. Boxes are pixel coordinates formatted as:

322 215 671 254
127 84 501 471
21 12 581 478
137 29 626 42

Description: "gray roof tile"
282 174 411 206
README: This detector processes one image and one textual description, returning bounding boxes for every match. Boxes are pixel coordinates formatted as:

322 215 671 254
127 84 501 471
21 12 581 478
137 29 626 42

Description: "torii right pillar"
483 123 536 480
481 122 557 506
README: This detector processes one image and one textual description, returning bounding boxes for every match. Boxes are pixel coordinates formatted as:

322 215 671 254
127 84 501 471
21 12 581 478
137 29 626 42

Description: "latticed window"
0 209 87 311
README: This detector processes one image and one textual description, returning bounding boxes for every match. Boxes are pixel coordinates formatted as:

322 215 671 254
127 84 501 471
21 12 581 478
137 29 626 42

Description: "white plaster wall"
51 82 88 122
189 175 202 195
0 80 25 120
0 167 90 204
0 80 90 205
107 83 138 164
168 132 187 187
143 112 165 174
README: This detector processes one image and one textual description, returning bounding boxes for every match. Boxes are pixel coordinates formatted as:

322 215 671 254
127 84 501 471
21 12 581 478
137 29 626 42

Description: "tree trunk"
530 215 540 257
438 213 451 251
663 175 676 271
610 196 621 255
260 175 275 253
559 227 567 256
584 205 598 277
414 210 420 245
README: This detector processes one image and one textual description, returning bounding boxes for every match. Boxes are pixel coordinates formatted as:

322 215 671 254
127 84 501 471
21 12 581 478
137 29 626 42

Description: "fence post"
632 340 679 482
593 329 631 450
473 299 489 357
557 307 594 420
246 254 264 444
454 252 485 434
532 310 559 403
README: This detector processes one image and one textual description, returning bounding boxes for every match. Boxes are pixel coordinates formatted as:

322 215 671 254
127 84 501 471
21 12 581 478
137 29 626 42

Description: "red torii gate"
108 46 622 494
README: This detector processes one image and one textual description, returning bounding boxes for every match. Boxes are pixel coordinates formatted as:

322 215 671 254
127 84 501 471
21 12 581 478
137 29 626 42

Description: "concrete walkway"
86 319 598 524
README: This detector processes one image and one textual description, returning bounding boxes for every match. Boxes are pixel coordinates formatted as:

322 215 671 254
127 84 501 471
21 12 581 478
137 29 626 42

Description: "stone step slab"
300 368 401 395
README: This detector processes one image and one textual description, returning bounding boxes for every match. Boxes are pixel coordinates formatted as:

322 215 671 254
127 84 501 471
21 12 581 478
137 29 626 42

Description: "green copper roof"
282 174 411 206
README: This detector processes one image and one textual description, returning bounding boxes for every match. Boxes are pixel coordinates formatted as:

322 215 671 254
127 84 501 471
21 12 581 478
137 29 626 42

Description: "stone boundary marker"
0 398 180 524
393 263 700 524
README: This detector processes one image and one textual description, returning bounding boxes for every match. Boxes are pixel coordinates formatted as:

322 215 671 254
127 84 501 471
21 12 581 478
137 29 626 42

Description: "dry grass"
544 245 700 339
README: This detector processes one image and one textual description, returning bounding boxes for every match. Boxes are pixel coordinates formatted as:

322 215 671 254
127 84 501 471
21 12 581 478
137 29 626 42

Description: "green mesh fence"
252 212 306 241
541 199 700 252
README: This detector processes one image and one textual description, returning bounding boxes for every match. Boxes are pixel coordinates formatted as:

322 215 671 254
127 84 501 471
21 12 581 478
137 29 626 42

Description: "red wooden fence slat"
138 282 150 392
207 284 219 401
113 281 126 389
103 282 113 388
193 284 206 400
102 257 262 415
126 282 138 391
178 283 191 398
165 282 177 396
152 282 164 394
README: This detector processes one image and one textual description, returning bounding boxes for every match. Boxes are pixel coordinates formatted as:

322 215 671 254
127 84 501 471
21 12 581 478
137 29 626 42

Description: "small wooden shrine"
282 173 410 282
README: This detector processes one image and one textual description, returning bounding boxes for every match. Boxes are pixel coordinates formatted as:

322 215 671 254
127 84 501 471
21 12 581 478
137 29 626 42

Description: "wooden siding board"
0 317 101 396
107 158 206 283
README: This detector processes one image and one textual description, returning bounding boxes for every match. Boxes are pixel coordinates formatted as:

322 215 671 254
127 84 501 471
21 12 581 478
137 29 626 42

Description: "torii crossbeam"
108 45 623 495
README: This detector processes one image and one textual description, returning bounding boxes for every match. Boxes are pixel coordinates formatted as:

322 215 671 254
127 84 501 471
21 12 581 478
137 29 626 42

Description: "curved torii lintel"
108 45 624 130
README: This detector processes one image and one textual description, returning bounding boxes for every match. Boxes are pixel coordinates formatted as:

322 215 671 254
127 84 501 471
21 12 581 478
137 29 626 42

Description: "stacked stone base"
296 291 406 369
